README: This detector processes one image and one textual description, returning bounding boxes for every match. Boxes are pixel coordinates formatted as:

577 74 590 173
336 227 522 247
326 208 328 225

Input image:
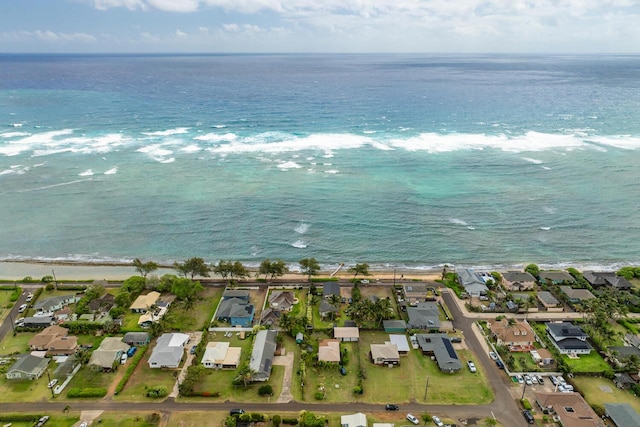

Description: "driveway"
169 331 203 398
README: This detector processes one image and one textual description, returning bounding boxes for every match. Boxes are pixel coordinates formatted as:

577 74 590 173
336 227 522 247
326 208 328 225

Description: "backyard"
572 375 640 414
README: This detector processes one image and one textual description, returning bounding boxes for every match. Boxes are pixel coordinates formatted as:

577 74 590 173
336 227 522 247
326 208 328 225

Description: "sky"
1 0 639 53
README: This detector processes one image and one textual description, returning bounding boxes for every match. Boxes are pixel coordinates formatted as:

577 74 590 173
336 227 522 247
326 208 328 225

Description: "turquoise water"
1 54 640 270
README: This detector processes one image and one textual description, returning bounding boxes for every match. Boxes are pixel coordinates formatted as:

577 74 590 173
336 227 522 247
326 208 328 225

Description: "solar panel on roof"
442 338 458 359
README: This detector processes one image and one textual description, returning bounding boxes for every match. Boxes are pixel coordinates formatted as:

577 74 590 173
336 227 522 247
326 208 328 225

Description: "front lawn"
572 376 640 414
562 351 609 373
65 364 118 397
0 331 34 355
114 349 177 401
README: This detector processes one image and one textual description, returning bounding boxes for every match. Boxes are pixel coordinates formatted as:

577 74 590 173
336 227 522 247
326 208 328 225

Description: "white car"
120 353 128 364
515 374 524 384
18 304 27 313
406 414 419 425
489 351 498 360
26 293 33 302
431 416 444 427
524 375 533 385
467 361 477 373
360 279 370 284
47 379 58 389
15 317 25 325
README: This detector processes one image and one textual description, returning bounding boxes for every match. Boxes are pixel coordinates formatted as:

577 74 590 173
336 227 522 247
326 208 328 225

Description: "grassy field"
562 351 610 373
90 411 163 426
0 371 55 402
114 347 177 401
0 289 17 322
0 331 34 355
572 376 640 413
65 364 118 397
303 341 359 403
0 414 80 427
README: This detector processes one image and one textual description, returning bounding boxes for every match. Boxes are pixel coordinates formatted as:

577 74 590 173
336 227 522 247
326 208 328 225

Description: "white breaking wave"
449 218 469 226
142 127 190 136
79 169 94 176
277 161 302 170
522 157 543 164
136 144 174 162
213 124 226 128
180 144 201 153
291 240 307 249
540 227 551 231
104 167 118 175
194 132 237 142
543 206 557 214
15 177 93 193
324 169 339 174
295 223 309 234
0 131 30 138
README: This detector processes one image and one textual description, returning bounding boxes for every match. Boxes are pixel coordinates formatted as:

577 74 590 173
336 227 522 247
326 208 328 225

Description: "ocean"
1 53 639 272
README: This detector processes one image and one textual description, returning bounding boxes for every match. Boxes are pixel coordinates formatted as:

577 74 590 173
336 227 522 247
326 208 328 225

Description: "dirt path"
170 331 203 398
272 352 294 403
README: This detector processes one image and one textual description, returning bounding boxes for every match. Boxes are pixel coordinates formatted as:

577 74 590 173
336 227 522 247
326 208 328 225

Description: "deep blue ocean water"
1 54 640 271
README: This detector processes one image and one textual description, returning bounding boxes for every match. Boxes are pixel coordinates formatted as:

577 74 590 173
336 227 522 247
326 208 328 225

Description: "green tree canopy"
524 263 540 278
173 257 211 280
133 258 159 279
299 258 321 282
348 263 370 278
122 275 146 296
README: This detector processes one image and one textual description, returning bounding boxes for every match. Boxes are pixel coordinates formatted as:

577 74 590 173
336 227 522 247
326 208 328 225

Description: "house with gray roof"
539 271 575 285
89 337 130 370
407 302 441 330
268 291 295 312
5 354 50 380
123 332 150 346
416 334 462 372
217 297 255 327
222 289 250 300
319 299 339 318
502 271 536 291
624 333 640 349
402 283 428 304
537 291 560 309
383 320 407 333
457 269 488 297
22 316 55 329
560 286 595 304
34 294 81 313
249 329 277 381
546 322 592 355
583 271 632 290
605 403 640 427
148 333 190 369
322 282 340 299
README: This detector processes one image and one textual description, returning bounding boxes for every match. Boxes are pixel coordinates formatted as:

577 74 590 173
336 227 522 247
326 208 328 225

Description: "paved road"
0 287 30 343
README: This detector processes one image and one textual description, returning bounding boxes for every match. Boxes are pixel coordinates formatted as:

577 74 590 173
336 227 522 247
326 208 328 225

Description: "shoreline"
0 260 442 282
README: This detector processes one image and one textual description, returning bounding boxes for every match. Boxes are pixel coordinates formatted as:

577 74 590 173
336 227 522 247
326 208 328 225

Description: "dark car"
385 404 399 411
127 346 137 357
340 367 347 375
522 410 534 424
230 409 245 416
495 360 504 369
190 345 197 355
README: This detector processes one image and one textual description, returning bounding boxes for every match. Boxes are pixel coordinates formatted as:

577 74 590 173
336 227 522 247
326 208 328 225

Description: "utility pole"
46 370 55 398
424 376 430 401
393 267 396 287
521 378 527 401
51 269 58 290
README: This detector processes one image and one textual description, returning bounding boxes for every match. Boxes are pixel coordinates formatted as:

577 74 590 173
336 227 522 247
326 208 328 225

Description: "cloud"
0 30 97 43
175 29 187 38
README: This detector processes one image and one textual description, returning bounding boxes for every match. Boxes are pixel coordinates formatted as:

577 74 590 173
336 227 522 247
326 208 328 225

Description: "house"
407 302 441 330
5 354 50 380
88 293 115 313
318 339 341 363
537 292 560 309
28 325 77 356
559 286 596 304
268 291 295 312
322 282 341 299
295 332 304 344
249 329 277 381
130 291 160 313
201 341 242 369
389 334 410 355
260 308 280 326
605 403 640 427
148 333 190 369
22 316 54 329
54 306 72 322
222 289 250 300
535 392 604 427
457 269 488 297
625 333 640 349
334 327 360 342
490 319 535 351
613 372 636 389
383 320 407 333
370 343 400 365
530 348 554 366
123 332 150 346
583 271 632 290
502 271 536 291
607 345 640 369
137 303 169 328
402 283 428 304
89 337 130 370
546 322 592 355
217 296 255 327
416 334 462 372
34 294 81 313
538 271 575 285
341 413 367 427
319 300 339 318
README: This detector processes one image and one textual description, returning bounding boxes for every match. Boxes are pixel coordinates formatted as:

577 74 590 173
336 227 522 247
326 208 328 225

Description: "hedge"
114 345 148 394
282 418 299 425
0 414 41 422
67 387 107 398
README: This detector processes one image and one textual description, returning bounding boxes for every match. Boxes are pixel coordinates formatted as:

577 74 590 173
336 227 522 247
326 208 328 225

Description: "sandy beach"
0 261 441 282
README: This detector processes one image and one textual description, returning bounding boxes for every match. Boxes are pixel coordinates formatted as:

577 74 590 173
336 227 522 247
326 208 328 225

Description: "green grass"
0 331 33 355
121 311 145 332
114 348 177 401
303 341 359 403
572 376 640 413
0 373 55 402
0 414 80 427
91 411 162 426
0 289 16 322
172 287 223 330
562 351 610 373
65 365 118 397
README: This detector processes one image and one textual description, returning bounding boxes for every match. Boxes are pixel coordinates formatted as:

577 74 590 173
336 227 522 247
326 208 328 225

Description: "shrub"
282 418 299 425
115 346 147 394
521 398 532 410
273 415 281 427
250 413 265 422
45 283 55 291
314 391 325 400
41 275 54 282
9 289 20 302
145 385 168 398
258 384 273 396
353 385 363 395
67 387 107 398
224 417 236 427
0 414 41 422
22 276 33 283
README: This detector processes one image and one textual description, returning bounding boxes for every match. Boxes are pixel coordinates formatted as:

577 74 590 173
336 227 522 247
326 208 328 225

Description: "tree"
171 278 204 309
299 258 321 282
213 260 234 281
421 413 432 425
272 415 281 427
84 284 106 301
234 363 257 387
121 276 146 296
348 263 370 279
133 258 159 279
173 257 210 280
258 259 273 280
483 418 497 427
231 261 250 281
269 260 289 280
524 263 539 278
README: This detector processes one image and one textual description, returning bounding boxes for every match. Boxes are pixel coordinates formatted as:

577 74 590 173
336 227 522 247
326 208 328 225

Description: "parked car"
340 366 347 376
18 304 27 313
467 361 477 373
406 414 419 425
432 416 444 427
360 279 370 284
515 374 524 384
536 375 545 385
190 345 197 355
450 337 462 343
15 317 25 325
127 346 137 357
550 376 559 385
120 353 128 364
79 422 88 427
495 360 504 369
47 379 58 389
230 409 245 416
26 293 33 302
35 415 50 427
524 375 533 385
489 351 498 360
522 410 534 424
385 404 399 411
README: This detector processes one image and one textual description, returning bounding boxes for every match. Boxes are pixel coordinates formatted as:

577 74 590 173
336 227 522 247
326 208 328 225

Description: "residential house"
457 269 488 297
490 319 535 351
402 283 428 304
22 316 54 329
546 322 592 355
389 334 410 355
89 337 130 371
322 282 341 299
88 293 115 313
268 291 295 312
605 403 640 427
260 308 280 326
249 329 277 381
334 327 360 342
537 292 561 310
607 345 640 369
319 300 339 318
530 348 554 366
217 291 255 327
535 392 604 427
341 413 367 427
123 332 150 346
370 343 400 365
383 320 407 333
5 354 50 380
407 302 441 330
613 372 636 389
538 271 575 285
28 325 77 356
625 333 640 349
148 333 190 369
130 291 161 313
416 334 462 372
34 294 81 314
583 271 632 291
559 286 596 304
318 339 341 363
137 302 169 328
502 271 536 291
53 306 72 322
201 341 242 369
